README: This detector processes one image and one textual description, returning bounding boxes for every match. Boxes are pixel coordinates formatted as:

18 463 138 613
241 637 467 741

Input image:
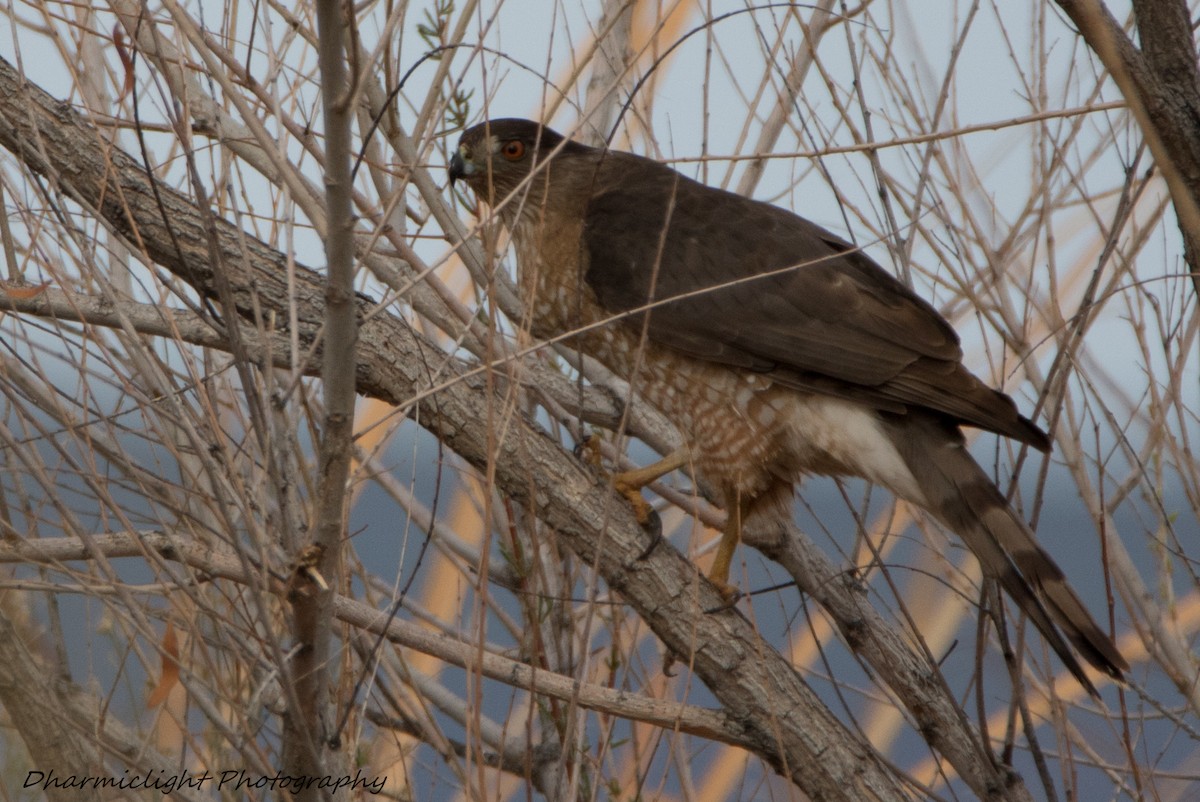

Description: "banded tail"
883 413 1127 696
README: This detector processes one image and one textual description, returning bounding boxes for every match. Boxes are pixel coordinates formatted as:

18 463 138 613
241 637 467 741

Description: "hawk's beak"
448 147 471 187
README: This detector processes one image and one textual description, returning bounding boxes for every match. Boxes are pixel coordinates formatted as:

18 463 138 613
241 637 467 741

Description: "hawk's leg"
707 494 750 604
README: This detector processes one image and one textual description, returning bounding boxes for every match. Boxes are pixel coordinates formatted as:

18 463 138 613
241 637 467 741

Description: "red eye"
501 140 526 161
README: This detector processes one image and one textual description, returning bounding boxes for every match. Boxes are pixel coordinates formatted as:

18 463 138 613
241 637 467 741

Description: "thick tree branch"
276 0 359 788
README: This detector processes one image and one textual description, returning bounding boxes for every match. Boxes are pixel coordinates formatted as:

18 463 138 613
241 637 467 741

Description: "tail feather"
883 413 1128 695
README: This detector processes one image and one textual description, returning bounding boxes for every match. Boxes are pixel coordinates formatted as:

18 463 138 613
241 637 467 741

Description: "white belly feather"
779 394 927 507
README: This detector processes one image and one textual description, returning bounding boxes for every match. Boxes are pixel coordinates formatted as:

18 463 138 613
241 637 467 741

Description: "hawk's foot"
612 472 660 531
573 432 606 471
703 583 744 613
575 437 684 545
613 470 665 561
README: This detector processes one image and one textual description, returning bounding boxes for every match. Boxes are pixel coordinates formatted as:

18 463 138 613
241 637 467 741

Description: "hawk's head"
448 118 584 207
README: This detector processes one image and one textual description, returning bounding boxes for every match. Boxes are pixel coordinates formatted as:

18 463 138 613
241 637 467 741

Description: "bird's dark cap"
460 118 568 152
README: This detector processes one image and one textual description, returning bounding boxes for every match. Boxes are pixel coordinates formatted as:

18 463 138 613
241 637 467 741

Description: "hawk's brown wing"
581 152 1049 451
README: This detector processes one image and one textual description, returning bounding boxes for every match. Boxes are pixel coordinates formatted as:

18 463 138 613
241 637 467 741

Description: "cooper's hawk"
449 118 1126 693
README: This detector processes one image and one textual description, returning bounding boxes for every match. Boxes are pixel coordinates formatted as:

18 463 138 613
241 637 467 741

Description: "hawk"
449 118 1126 693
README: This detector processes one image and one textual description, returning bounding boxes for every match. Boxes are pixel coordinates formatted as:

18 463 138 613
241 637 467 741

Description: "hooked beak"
448 147 471 187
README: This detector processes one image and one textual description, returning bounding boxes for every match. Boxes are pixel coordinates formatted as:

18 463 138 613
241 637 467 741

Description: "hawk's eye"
501 140 526 161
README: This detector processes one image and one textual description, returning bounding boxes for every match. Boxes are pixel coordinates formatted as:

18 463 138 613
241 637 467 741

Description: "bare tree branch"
1054 0 1200 295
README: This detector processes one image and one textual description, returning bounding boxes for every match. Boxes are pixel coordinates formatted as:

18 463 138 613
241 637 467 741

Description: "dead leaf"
146 621 180 708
